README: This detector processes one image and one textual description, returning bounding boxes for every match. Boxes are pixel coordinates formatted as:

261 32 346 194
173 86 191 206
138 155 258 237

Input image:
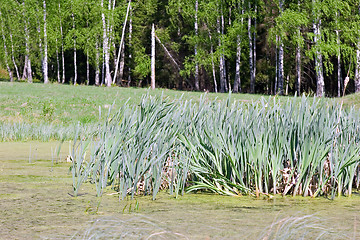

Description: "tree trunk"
23 12 32 83
194 0 199 91
217 14 226 93
9 31 20 80
355 6 360 93
313 18 324 97
113 0 131 85
208 30 217 93
59 2 65 83
151 23 155 90
95 40 100 86
274 36 278 95
101 0 111 87
253 4 257 91
296 42 301 95
86 49 90 85
43 0 49 84
72 13 77 85
234 34 241 93
36 16 44 79
118 41 125 84
56 38 60 83
128 4 132 87
0 10 14 82
248 2 254 93
278 40 284 95
336 19 341 97
234 3 244 93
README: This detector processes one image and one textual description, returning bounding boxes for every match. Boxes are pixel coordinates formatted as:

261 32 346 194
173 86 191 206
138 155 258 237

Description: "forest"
0 0 360 97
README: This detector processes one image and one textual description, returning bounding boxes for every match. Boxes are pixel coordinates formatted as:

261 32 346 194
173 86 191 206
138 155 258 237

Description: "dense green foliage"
1 0 359 96
72 95 360 199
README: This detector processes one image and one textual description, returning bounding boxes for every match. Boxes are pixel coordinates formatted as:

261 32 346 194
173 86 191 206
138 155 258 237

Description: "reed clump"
72 94 360 200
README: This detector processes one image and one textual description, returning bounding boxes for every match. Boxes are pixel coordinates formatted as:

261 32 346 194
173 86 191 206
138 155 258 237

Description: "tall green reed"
71 94 360 199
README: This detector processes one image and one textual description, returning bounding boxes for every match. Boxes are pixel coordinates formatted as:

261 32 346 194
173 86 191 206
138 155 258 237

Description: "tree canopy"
0 0 360 96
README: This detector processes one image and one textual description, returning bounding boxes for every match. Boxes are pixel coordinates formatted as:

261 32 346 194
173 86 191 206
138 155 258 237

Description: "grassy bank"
0 81 268 125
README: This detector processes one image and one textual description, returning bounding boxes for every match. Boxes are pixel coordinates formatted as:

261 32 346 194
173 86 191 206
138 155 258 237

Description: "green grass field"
1 81 360 126
0 81 267 125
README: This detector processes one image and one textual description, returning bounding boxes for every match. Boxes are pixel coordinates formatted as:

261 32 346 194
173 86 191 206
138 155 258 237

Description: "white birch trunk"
208 30 217 93
253 4 257 91
59 2 65 83
101 0 111 87
151 24 155 90
221 7 228 92
86 49 89 85
43 0 49 84
113 0 131 84
313 18 324 97
118 41 125 84
217 15 226 93
296 0 301 95
336 12 341 97
234 34 241 93
296 41 301 95
278 40 284 95
0 10 13 82
356 42 360 93
36 17 44 77
234 3 243 93
248 8 254 93
95 40 100 86
128 5 132 87
72 13 77 85
24 14 32 83
194 0 199 91
275 36 278 94
278 0 284 95
9 31 20 79
355 6 360 93
56 38 60 83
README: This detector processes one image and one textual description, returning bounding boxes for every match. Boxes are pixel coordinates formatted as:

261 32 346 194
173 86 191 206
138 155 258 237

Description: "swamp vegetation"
72 94 360 200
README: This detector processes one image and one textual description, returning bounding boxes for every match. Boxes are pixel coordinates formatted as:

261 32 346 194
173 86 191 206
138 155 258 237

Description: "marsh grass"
71 216 189 240
71 94 360 200
259 214 352 240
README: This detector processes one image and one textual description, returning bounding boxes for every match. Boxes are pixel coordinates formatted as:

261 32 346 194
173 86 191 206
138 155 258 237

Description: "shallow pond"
1 142 359 239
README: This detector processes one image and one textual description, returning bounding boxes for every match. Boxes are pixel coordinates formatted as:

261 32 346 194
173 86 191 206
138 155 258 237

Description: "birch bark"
208 30 217 93
101 0 111 87
151 24 155 90
113 0 131 84
278 0 284 95
43 0 49 84
59 2 65 83
56 38 60 83
23 4 32 83
194 0 199 91
248 2 254 93
336 12 341 97
95 40 100 86
296 41 301 95
355 5 360 93
72 13 77 85
234 2 243 93
128 5 132 87
9 31 20 80
313 18 324 97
